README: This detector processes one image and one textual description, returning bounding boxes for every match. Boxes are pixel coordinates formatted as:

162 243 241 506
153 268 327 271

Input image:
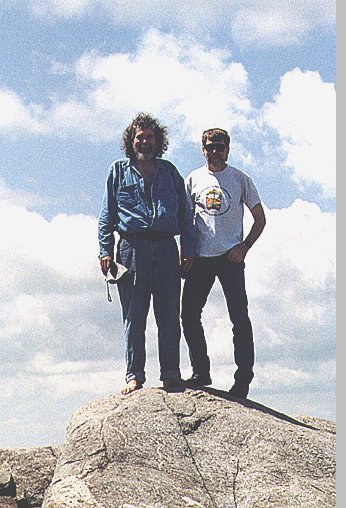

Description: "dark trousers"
181 254 254 385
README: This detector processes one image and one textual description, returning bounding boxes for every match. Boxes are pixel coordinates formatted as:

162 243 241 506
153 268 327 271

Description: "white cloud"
0 194 119 367
0 31 251 143
261 68 336 197
246 200 335 289
0 202 99 278
31 356 122 397
231 0 335 47
71 31 251 143
30 0 92 18
0 178 45 208
27 0 335 47
0 89 47 134
247 201 335 372
0 32 335 198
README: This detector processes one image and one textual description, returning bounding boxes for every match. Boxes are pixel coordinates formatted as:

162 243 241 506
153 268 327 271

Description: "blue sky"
0 0 335 447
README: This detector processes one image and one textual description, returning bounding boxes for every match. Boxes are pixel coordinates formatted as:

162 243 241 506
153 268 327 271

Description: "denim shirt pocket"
117 183 140 208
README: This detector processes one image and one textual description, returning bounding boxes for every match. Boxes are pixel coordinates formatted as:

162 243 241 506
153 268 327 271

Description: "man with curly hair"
98 113 195 395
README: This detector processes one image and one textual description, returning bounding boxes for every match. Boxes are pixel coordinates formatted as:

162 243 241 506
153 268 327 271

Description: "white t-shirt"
185 164 261 257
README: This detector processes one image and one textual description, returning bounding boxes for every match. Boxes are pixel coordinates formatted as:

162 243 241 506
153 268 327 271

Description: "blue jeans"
181 254 254 385
116 236 181 384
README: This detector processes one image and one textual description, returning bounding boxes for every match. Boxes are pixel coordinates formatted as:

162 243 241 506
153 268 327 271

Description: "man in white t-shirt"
181 128 266 398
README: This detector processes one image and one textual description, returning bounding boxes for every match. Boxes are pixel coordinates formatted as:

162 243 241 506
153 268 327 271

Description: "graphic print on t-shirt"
199 186 231 216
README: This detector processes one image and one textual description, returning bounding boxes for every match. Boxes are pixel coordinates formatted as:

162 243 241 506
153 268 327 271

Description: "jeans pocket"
118 238 132 252
117 240 135 273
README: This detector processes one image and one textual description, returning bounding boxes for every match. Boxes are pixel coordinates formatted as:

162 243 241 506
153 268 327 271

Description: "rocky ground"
0 387 336 507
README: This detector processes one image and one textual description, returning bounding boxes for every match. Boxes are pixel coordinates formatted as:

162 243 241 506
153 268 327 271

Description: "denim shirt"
98 158 197 258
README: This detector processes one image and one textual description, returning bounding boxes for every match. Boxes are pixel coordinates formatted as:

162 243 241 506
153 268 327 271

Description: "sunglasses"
204 143 227 152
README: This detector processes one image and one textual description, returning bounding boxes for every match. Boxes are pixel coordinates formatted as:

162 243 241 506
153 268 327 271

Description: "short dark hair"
121 112 169 159
202 128 230 147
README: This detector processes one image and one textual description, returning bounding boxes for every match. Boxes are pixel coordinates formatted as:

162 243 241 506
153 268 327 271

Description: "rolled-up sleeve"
98 166 117 259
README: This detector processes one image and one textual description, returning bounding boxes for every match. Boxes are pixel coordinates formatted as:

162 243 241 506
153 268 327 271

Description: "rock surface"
0 497 17 507
0 447 59 507
42 387 336 508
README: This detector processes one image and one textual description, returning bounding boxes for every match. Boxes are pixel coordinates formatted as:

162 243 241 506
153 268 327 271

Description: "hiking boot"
228 382 249 398
184 372 212 387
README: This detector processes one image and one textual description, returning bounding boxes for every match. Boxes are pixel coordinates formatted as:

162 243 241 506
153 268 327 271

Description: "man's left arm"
227 203 266 263
172 168 197 271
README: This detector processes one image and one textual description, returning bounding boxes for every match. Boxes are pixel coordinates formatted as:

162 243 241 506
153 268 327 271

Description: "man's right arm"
227 203 266 263
98 165 118 274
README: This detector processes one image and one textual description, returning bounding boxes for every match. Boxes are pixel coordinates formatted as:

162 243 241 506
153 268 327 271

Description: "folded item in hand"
105 261 128 284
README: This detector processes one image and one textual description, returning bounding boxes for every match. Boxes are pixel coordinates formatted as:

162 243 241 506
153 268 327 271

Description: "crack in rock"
162 393 218 508
232 458 240 508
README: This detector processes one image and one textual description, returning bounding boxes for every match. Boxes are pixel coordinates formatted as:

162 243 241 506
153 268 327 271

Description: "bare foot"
162 377 185 388
121 379 143 395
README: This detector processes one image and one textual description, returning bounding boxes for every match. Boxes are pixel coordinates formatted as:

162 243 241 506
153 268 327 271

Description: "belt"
120 230 174 240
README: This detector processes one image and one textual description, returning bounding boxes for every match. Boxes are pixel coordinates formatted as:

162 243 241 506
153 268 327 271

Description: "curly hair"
121 113 169 159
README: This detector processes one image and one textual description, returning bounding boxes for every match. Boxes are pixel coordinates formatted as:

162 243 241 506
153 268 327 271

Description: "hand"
227 243 249 263
181 255 194 272
100 256 112 276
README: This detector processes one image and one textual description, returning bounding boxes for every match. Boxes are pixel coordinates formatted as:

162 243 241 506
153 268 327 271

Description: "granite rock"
42 387 336 508
0 447 59 507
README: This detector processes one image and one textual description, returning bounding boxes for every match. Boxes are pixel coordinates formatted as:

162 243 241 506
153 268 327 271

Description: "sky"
0 0 336 447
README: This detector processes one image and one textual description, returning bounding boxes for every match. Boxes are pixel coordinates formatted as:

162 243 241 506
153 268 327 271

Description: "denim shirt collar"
128 157 163 178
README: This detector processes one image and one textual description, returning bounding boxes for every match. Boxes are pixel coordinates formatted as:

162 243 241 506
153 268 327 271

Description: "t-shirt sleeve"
243 175 261 210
